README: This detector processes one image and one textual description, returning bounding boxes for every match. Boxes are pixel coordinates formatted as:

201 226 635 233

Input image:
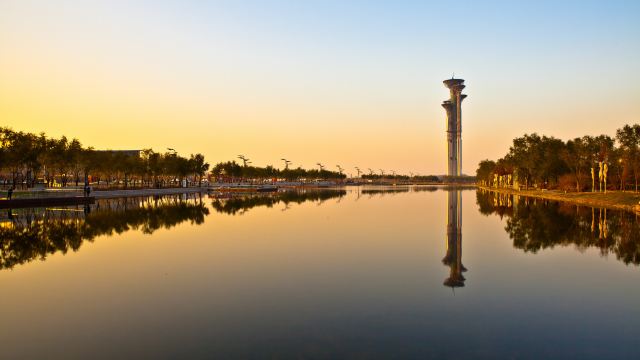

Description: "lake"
1 187 639 359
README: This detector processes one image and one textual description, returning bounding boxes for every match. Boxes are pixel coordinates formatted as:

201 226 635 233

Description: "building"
442 78 467 177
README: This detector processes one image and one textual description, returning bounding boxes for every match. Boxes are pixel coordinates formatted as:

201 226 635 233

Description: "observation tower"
442 78 467 177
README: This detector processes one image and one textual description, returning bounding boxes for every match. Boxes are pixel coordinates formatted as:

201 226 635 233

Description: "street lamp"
238 155 250 167
281 158 291 170
619 157 624 191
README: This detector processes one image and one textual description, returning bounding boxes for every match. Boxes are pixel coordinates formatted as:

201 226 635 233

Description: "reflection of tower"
442 78 467 177
443 190 466 288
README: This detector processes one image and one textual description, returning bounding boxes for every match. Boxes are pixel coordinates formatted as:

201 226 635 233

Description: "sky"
1 0 639 175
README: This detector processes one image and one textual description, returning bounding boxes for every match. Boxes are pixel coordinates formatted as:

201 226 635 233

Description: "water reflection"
0 194 209 270
209 189 346 215
1 187 640 358
477 189 640 265
443 189 466 287
359 185 439 197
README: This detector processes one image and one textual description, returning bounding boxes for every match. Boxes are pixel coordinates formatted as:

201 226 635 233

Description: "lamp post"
591 163 596 192
238 155 250 167
315 163 324 181
167 148 178 187
603 162 608 194
281 158 291 170
619 158 624 191
598 161 603 192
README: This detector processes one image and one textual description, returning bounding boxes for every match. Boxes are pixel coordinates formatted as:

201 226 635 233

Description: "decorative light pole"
598 161 603 192
238 155 250 167
603 162 608 194
619 158 624 191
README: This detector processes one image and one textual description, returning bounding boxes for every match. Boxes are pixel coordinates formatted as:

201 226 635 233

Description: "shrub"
558 173 590 192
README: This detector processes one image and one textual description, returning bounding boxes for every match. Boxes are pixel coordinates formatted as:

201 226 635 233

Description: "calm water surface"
1 187 639 359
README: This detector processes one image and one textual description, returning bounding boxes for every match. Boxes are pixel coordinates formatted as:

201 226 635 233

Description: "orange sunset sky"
1 1 639 175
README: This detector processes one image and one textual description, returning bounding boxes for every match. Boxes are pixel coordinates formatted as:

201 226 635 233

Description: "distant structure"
442 78 467 177
442 189 466 288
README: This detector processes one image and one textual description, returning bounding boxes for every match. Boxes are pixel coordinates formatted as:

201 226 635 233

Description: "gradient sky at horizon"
1 0 639 175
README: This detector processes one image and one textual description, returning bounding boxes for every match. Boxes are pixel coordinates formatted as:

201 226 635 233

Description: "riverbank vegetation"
0 127 209 189
476 124 640 192
2 127 451 189
210 161 346 182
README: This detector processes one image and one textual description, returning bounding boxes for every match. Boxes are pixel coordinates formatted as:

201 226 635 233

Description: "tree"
616 124 640 191
476 160 496 186
189 153 210 186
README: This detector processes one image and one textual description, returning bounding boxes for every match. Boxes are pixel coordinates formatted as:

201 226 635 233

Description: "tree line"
360 174 441 182
210 161 346 182
209 162 448 183
476 124 640 191
2 127 447 188
0 127 209 188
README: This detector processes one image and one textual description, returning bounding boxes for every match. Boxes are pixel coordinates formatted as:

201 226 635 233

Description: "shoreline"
0 187 208 209
480 186 640 213
1 183 478 209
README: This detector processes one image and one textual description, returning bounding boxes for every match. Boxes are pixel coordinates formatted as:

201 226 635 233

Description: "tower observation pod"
442 78 467 177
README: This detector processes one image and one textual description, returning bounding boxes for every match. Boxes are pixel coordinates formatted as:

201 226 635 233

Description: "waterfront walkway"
0 187 208 208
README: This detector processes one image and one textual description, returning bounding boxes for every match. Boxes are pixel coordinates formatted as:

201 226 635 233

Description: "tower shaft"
442 78 467 177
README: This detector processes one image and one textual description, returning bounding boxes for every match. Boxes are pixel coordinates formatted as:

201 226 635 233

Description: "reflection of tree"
210 190 346 215
412 186 439 192
360 186 442 196
361 188 411 195
0 195 209 270
476 190 640 265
